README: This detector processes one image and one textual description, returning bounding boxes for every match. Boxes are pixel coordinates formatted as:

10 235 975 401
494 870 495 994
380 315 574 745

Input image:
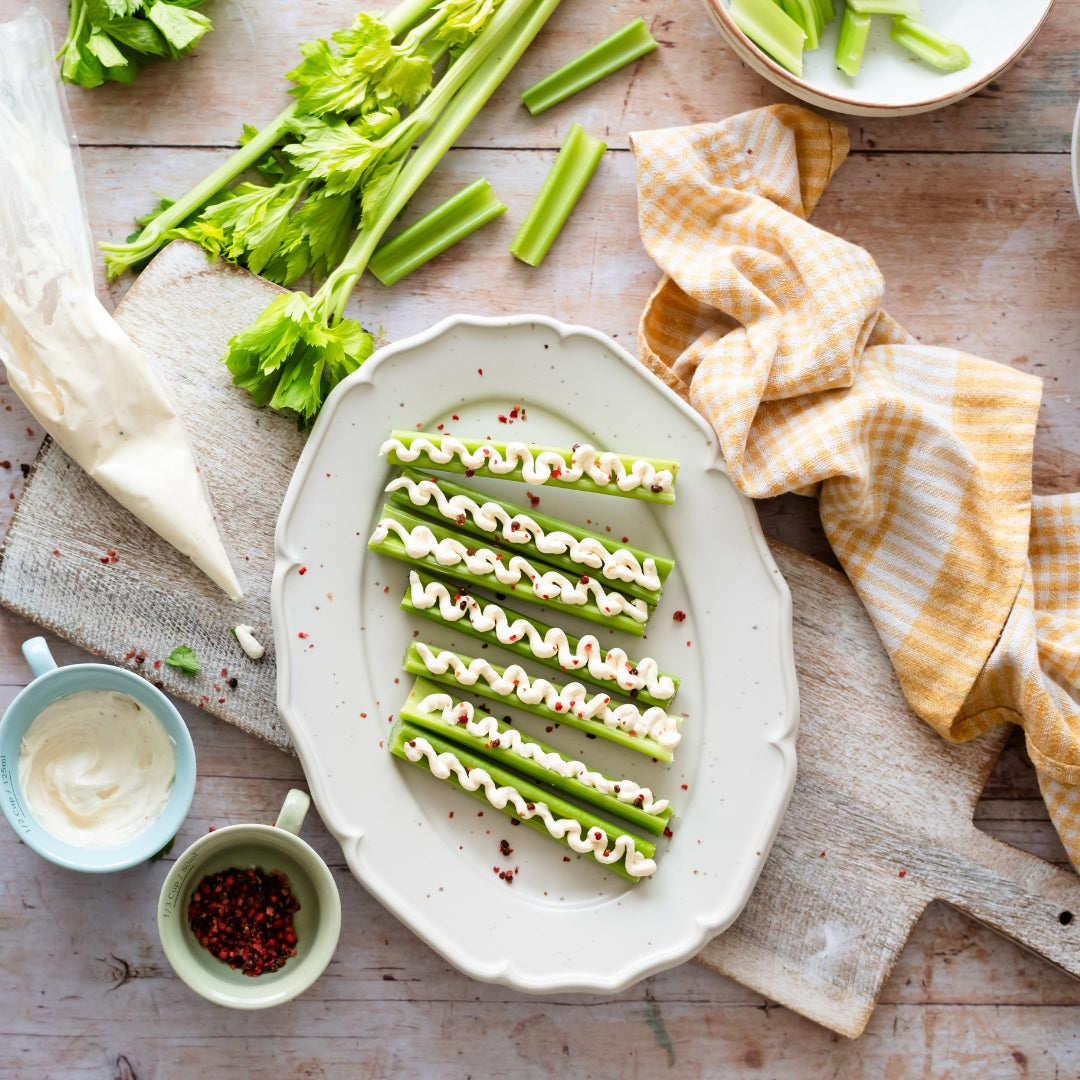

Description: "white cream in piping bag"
0 13 242 600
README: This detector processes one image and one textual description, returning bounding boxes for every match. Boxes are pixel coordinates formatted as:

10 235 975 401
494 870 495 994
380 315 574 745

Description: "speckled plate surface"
272 313 798 993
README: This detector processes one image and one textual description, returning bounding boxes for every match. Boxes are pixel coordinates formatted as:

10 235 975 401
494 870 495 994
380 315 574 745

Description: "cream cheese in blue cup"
0 637 196 871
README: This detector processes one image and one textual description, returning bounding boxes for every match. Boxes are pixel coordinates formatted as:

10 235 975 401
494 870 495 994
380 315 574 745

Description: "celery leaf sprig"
58 0 213 89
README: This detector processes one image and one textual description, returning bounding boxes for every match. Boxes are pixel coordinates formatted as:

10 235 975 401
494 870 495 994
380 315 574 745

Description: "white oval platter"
272 313 799 993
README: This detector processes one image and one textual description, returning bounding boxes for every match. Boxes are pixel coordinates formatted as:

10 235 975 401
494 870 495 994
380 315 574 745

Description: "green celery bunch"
131 0 561 426
58 0 213 88
101 0 487 283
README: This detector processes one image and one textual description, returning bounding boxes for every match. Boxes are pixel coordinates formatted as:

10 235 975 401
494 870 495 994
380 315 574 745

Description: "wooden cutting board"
3 239 1079 1038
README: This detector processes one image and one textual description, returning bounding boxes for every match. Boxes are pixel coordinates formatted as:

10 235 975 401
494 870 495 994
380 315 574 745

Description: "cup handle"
22 637 57 678
275 788 311 835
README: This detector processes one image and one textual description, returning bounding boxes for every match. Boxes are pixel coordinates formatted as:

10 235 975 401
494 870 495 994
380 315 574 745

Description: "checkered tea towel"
629 103 1080 867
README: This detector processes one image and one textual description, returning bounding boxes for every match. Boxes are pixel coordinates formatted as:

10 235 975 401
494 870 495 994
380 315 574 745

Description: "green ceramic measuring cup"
157 788 341 1008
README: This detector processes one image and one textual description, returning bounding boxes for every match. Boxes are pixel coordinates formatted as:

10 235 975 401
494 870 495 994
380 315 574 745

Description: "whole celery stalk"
223 0 563 424
99 0 437 280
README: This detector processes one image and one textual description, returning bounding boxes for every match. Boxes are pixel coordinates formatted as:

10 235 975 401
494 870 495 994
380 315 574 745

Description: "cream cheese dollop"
18 690 175 848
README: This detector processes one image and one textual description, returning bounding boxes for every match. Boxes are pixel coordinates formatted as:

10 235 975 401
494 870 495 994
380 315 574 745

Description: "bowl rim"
0 663 197 872
1071 97 1080 218
702 0 1057 115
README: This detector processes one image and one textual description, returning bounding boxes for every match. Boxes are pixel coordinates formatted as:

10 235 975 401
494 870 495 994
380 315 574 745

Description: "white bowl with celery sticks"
703 0 1055 117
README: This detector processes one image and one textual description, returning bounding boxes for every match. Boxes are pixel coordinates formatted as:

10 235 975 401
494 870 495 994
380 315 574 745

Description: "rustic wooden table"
1 0 1078 1075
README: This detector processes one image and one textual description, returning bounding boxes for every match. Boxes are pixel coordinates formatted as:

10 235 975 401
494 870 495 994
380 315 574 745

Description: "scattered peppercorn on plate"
271 313 799 993
702 0 1054 117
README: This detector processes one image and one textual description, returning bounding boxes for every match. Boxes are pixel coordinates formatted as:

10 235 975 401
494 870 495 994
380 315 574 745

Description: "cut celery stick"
846 0 921 15
381 430 679 503
520 17 658 116
386 468 672 603
814 0 836 26
399 677 674 834
401 570 681 707
889 16 970 71
835 6 871 77
368 502 652 635
402 641 681 760
779 0 821 49
368 178 508 286
510 123 606 267
729 0 806 76
388 717 658 880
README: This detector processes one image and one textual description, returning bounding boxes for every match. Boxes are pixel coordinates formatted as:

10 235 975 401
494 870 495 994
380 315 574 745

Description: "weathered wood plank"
2 0 1075 154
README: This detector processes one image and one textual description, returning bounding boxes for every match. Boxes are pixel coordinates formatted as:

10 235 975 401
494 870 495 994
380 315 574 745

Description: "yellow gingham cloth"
629 103 1080 867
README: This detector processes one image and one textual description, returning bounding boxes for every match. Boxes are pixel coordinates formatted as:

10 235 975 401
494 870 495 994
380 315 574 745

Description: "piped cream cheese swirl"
371 518 649 623
381 435 674 495
415 644 681 748
402 734 657 878
386 476 661 591
408 573 676 701
417 693 669 814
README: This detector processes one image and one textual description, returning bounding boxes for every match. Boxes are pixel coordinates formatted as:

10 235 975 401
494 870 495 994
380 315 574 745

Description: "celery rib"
520 17 658 116
388 718 657 881
889 16 971 72
368 178 507 286
400 570 682 708
399 678 675 833
835 7 871 77
402 643 678 761
728 0 806 77
509 123 606 267
846 0 921 15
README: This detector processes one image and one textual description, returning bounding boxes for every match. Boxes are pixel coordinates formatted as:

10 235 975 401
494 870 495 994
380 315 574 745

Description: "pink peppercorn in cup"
157 789 341 1009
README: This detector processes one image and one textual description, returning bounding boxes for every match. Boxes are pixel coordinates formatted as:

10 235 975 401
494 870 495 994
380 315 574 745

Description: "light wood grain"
5 241 1080 1040
0 0 1078 1072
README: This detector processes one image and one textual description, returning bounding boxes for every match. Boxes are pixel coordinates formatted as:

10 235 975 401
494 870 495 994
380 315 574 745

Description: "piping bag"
0 10 242 600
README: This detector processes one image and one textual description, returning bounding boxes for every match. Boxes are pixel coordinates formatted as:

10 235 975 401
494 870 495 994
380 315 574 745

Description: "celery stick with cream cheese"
368 502 653 635
401 570 680 707
388 718 658 880
381 430 678 503
400 678 674 835
402 641 681 760
386 469 672 603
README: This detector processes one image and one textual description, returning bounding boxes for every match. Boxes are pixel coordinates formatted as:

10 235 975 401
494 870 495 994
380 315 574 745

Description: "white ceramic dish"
1072 97 1080 219
703 0 1055 117
272 313 799 993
